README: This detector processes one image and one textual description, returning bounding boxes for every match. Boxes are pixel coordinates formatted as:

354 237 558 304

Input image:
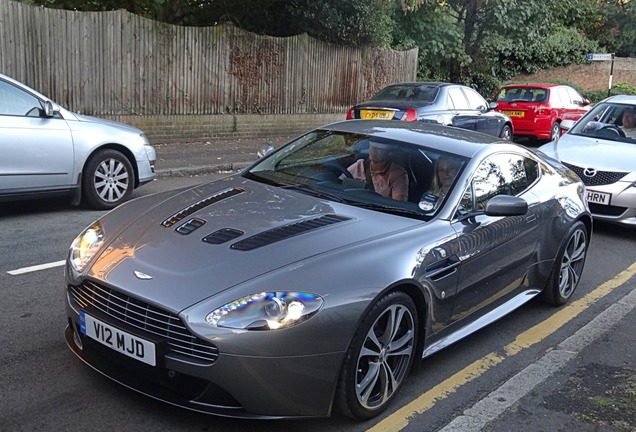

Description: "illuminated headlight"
206 292 323 330
69 221 104 272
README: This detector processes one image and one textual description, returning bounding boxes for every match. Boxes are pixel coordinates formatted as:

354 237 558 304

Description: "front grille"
70 281 219 364
562 162 628 186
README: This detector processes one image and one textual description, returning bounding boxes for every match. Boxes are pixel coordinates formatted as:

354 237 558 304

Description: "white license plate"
586 190 611 205
80 311 156 366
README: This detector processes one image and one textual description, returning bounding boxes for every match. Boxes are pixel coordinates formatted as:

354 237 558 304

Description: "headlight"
69 221 104 272
140 133 151 146
206 291 323 330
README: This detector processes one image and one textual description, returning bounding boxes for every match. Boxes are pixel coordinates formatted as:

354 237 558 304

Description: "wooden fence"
0 0 418 117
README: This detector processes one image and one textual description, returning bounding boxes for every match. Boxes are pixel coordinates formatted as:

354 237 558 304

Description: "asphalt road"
1 173 635 432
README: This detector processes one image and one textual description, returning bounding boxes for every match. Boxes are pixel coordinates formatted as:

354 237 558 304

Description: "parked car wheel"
542 221 588 305
82 149 134 210
336 291 417 419
550 122 561 142
500 124 513 140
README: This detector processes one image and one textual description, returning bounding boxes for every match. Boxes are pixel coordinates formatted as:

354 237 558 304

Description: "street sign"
587 53 613 61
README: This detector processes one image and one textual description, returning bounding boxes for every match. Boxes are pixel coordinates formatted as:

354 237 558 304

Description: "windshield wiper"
278 183 347 203
354 202 425 218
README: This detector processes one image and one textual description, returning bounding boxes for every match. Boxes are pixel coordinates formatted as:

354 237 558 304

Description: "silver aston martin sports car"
538 95 636 228
65 120 592 420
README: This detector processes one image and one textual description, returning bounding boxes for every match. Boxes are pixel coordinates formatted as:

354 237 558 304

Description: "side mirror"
484 195 527 217
256 143 274 159
488 101 499 110
559 119 576 131
44 100 60 117
581 98 591 106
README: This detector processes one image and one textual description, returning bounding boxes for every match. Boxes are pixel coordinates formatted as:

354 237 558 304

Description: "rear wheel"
542 221 588 305
336 291 417 420
500 124 513 140
82 149 134 210
550 122 561 142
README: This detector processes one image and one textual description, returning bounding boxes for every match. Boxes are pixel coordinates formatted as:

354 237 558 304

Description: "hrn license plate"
80 311 156 366
503 110 524 117
586 190 611 205
360 110 394 120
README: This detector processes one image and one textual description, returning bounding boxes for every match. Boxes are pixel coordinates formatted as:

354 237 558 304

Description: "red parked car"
492 83 591 142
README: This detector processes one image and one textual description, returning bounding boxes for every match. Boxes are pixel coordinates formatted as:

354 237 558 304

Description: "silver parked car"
538 95 636 227
65 120 591 420
0 73 156 209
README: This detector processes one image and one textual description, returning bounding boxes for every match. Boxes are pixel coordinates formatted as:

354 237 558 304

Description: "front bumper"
65 291 345 418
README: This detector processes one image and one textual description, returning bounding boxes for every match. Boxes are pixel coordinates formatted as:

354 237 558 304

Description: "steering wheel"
327 161 353 179
599 125 626 138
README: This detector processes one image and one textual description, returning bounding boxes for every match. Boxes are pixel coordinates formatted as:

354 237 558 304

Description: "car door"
0 78 74 193
565 86 590 120
462 87 501 136
447 152 542 326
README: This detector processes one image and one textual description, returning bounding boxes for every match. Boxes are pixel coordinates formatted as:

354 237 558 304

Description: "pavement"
152 136 636 432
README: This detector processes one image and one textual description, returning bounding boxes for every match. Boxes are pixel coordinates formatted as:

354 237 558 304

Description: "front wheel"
542 221 588 305
336 291 418 420
82 149 134 210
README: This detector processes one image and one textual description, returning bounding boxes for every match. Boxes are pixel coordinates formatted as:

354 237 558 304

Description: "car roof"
317 119 515 158
382 82 456 88
500 83 563 89
601 95 636 104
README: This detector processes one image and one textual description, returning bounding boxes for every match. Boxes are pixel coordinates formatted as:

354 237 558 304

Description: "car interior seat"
402 151 434 202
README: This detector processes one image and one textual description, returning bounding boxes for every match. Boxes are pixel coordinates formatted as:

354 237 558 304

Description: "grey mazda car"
64 120 591 420
538 95 636 227
0 73 156 209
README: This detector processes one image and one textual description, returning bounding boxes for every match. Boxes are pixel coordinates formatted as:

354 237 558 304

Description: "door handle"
426 254 461 281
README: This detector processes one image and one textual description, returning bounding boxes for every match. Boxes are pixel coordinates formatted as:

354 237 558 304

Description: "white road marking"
7 260 65 275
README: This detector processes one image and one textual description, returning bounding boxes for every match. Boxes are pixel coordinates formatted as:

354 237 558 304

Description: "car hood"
68 112 144 134
541 134 636 172
85 176 423 312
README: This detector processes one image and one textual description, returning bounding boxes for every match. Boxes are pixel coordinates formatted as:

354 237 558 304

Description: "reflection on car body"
65 120 591 420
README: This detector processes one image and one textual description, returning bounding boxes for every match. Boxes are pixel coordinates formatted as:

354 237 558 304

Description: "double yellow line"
370 261 636 432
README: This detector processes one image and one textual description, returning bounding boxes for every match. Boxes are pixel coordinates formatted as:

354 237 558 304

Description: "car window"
557 88 571 105
0 79 43 116
570 102 636 142
463 88 488 110
448 87 469 109
460 153 536 212
567 87 583 105
370 84 439 103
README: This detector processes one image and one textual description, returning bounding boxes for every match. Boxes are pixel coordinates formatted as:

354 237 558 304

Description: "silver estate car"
538 95 636 227
65 120 591 420
0 73 156 209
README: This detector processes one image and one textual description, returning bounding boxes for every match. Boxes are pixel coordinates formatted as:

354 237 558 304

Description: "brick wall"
511 57 636 92
103 113 346 144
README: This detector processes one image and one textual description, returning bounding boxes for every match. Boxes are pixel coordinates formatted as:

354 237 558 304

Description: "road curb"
438 284 636 432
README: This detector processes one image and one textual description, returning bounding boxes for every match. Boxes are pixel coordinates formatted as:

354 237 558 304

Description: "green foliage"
586 82 636 104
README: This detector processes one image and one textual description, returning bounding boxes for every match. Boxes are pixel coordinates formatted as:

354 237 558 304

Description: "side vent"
161 188 244 228
202 228 244 245
231 214 351 251
176 218 206 235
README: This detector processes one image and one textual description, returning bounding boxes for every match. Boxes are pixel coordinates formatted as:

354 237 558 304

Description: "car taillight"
403 109 417 122
536 105 549 115
346 108 355 120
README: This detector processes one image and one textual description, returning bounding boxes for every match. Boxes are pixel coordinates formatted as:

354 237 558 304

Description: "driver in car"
621 108 636 137
347 141 409 201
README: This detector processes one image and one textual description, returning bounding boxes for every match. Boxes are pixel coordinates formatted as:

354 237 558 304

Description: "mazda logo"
583 168 597 177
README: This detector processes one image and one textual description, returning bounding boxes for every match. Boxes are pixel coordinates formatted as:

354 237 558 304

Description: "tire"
82 149 134 210
542 221 588 306
336 291 418 420
550 122 561 142
500 124 513 140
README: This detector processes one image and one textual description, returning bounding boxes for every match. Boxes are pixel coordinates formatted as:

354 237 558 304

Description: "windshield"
370 84 440 103
245 129 469 219
568 102 636 144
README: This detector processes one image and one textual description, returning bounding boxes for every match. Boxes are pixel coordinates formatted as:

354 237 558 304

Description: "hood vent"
161 188 244 228
176 218 206 235
230 214 351 251
202 228 244 244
